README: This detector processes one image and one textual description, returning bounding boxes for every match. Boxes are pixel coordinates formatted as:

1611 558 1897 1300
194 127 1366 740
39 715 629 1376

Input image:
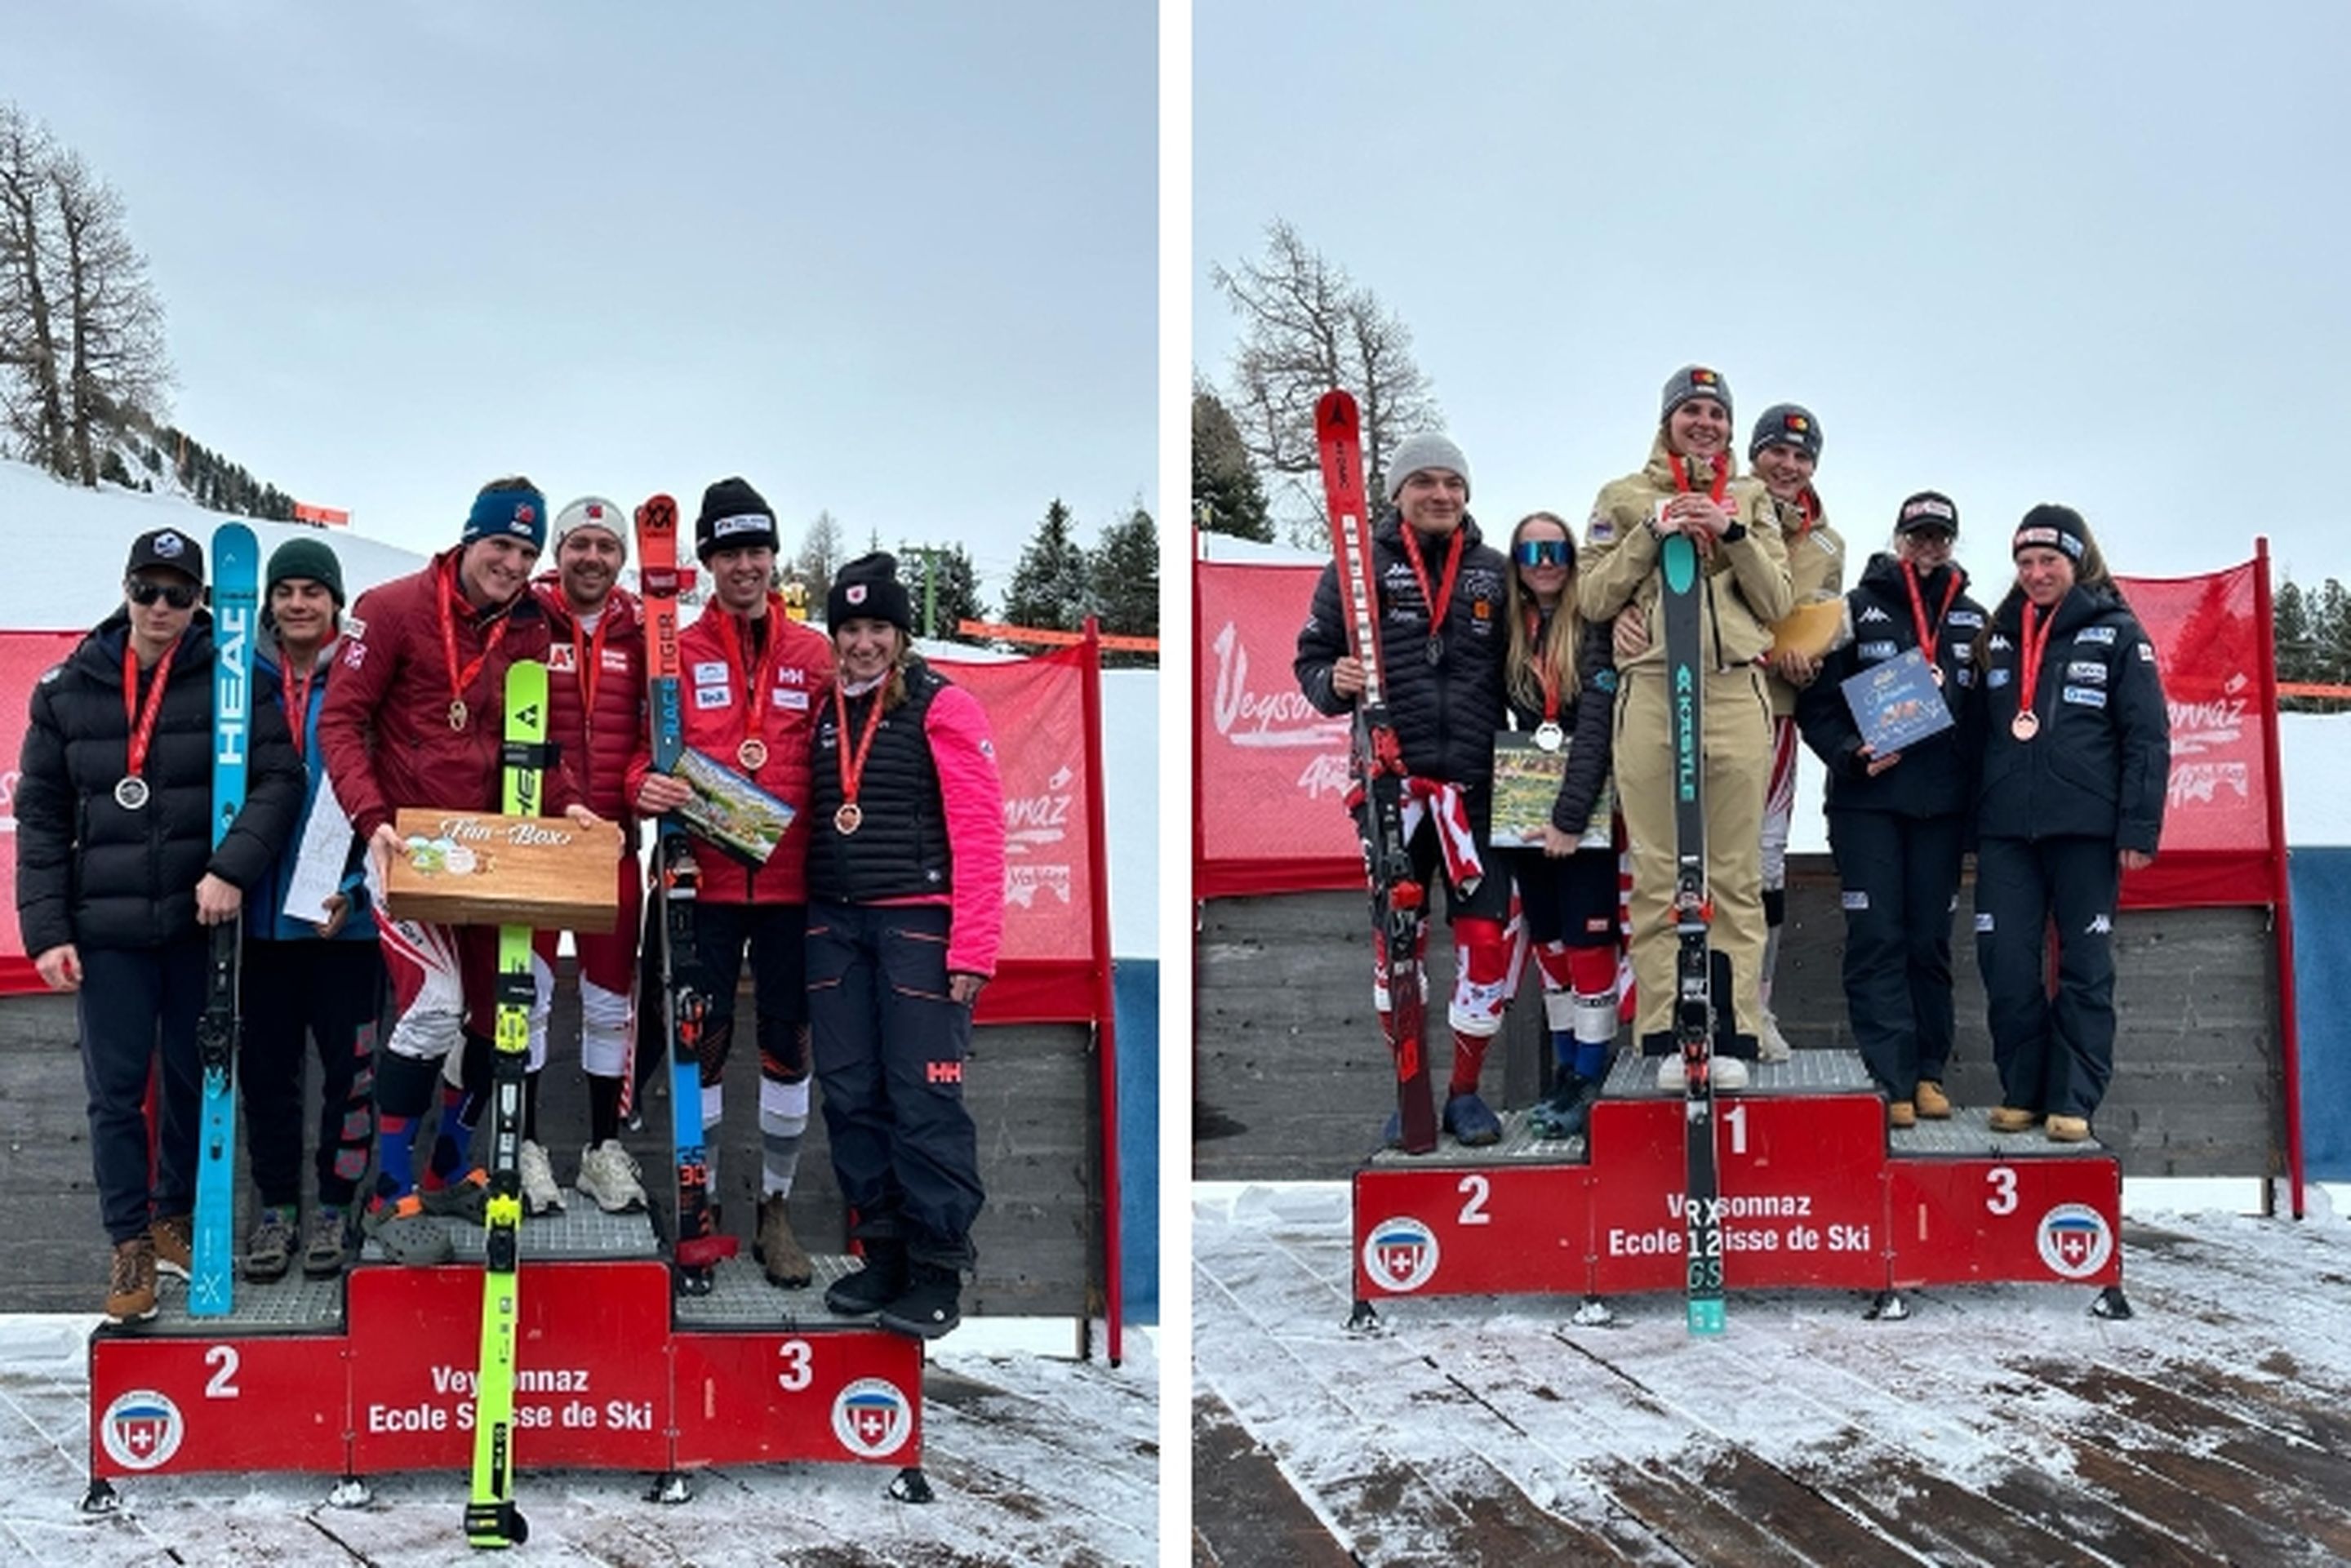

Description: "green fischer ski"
464 658 545 1548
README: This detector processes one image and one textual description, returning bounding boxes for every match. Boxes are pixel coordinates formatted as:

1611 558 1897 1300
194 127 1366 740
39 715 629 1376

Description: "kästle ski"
636 495 736 1293
190 522 257 1318
1660 527 1727 1335
1318 389 1437 1154
462 658 546 1547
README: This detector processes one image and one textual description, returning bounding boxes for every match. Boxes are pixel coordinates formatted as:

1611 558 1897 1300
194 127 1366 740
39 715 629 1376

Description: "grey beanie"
1384 432 1471 502
1748 402 1822 462
1660 364 1733 424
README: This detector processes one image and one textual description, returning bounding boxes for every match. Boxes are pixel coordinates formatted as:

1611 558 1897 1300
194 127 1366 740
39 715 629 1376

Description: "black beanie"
695 476 780 561
1749 403 1823 463
1895 491 1960 538
267 535 346 605
829 551 913 634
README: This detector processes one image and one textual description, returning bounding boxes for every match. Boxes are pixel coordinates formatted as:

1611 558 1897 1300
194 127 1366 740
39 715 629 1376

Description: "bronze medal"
114 776 149 811
1533 721 1565 753
834 802 864 835
448 699 469 732
2011 710 2040 742
737 737 769 771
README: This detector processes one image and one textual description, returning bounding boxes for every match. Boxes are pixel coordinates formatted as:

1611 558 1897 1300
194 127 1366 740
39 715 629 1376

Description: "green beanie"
267 535 346 606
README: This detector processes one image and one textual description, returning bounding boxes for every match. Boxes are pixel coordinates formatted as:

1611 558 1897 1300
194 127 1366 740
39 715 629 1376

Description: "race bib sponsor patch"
693 660 729 686
2137 642 2157 662
602 649 631 672
694 684 731 710
1988 669 2010 688
1859 640 1897 661
1585 512 1615 544
2076 625 2117 645
1948 610 1984 629
1975 912 1995 932
1842 890 1869 910
2066 660 2107 684
771 688 809 710
2063 686 2108 708
549 645 578 673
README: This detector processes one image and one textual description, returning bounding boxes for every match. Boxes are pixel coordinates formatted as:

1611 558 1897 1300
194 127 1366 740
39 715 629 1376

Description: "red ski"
1318 389 1437 1154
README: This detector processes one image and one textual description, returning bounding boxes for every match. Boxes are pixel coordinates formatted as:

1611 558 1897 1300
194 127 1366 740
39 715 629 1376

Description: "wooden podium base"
1351 1051 2126 1321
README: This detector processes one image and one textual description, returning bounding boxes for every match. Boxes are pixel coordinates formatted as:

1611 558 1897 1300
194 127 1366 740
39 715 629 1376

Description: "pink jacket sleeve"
926 683 1005 976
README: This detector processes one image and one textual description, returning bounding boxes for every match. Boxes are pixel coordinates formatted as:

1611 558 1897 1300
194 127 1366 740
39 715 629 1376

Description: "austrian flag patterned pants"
807 901 984 1269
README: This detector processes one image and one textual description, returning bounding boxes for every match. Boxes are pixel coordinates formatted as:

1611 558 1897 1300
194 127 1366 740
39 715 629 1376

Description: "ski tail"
465 657 546 1547
1318 389 1437 1154
191 522 258 1319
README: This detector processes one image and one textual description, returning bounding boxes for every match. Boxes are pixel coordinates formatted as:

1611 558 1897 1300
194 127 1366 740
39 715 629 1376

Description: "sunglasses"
1904 526 1956 545
127 578 201 610
1513 539 1574 568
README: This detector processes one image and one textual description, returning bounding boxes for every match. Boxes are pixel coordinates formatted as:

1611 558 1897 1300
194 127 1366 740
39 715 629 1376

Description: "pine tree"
1091 502 1158 668
1002 499 1091 633
1192 389 1273 541
897 542 988 642
2274 576 2313 687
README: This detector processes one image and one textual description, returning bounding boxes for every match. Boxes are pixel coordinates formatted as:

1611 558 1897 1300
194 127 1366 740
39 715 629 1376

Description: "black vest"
807 662 954 904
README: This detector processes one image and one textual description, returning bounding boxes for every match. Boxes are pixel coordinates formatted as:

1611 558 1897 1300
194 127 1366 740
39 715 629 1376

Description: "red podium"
1351 1051 2127 1323
86 1207 927 1508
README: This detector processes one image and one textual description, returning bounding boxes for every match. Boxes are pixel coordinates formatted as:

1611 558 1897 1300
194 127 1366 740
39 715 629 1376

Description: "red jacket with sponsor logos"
532 576 648 839
320 549 580 842
625 593 833 904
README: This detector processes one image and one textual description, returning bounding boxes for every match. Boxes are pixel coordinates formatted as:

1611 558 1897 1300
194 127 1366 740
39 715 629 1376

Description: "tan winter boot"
106 1236 158 1324
756 1193 813 1289
1913 1081 1953 1119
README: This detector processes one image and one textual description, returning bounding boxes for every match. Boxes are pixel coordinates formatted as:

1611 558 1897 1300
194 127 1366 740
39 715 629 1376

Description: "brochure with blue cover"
1840 646 1955 756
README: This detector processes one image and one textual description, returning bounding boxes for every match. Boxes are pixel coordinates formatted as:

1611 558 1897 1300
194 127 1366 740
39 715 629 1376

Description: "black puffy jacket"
1504 611 1619 837
15 610 304 955
1797 553 1986 819
1967 583 2169 852
1295 510 1510 794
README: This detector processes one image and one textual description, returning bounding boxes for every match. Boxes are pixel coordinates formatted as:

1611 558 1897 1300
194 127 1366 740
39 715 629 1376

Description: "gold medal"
2011 710 2040 742
737 737 768 771
113 776 149 811
448 699 469 732
834 802 864 835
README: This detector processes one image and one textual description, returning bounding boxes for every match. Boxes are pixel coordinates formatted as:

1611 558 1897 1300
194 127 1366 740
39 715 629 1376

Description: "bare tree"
1209 218 1439 535
793 507 842 610
48 146 171 486
0 103 69 476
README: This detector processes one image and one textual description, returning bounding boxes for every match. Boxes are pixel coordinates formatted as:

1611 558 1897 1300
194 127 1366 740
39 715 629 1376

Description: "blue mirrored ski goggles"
1513 539 1574 568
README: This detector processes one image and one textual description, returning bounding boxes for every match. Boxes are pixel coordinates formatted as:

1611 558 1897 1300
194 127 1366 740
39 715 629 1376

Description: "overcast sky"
8 2 1154 592
1194 1 2351 587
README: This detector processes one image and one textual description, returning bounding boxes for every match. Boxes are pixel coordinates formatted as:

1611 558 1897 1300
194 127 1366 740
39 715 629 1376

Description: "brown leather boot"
1888 1099 1917 1130
1988 1105 2041 1134
107 1236 158 1324
756 1194 813 1289
1913 1081 1953 1119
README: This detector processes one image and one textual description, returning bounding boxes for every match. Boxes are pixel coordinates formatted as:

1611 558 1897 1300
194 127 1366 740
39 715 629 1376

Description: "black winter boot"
824 1239 908 1317
878 1259 964 1339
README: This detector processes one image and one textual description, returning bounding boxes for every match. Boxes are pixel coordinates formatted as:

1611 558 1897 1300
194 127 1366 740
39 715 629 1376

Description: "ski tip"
1315 388 1359 430
1686 1299 1727 1336
634 494 678 532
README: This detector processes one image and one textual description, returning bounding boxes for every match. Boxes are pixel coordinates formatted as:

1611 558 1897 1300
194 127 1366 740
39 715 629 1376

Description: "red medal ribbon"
831 680 890 811
278 651 316 758
121 637 180 782
1900 561 1963 669
437 559 512 719
2013 600 2058 726
1396 523 1465 639
1522 606 1561 724
1793 486 1819 542
568 608 611 719
1666 452 1732 507
709 605 777 759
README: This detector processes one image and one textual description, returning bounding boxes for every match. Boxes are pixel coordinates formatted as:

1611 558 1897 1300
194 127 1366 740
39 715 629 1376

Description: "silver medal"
114 776 149 811
1533 722 1565 753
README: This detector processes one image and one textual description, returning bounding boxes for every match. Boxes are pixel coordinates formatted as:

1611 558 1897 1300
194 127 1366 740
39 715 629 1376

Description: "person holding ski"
1294 432 1515 1146
1797 492 1985 1128
628 478 833 1288
318 477 596 1264
802 551 1004 1338
1492 512 1621 1139
14 527 304 1321
1745 404 1844 1060
1969 505 2168 1143
503 495 652 1218
236 536 384 1281
1579 366 1793 1091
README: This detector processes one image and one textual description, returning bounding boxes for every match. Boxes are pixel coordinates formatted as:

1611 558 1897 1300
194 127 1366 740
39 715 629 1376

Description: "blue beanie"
461 480 548 552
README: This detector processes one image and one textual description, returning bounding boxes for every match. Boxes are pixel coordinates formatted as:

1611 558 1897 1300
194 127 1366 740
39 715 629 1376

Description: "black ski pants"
692 900 810 1087
807 901 983 1268
1827 808 1964 1099
78 936 207 1244
1974 833 2120 1120
239 938 384 1210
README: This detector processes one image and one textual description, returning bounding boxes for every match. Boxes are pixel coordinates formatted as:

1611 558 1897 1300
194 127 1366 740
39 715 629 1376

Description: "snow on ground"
1194 1182 2351 1565
0 1319 1159 1566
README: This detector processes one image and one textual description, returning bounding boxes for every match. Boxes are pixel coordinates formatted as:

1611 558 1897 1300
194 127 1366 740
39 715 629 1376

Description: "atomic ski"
463 658 545 1548
636 495 736 1293
1318 389 1438 1154
190 522 257 1318
1660 527 1727 1335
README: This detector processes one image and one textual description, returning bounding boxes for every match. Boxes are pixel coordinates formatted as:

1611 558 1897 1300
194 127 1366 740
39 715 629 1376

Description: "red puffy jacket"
320 549 579 842
627 594 833 904
533 576 648 842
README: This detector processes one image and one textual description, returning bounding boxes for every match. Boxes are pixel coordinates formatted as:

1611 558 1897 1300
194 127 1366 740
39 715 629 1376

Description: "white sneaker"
1657 1055 1749 1092
576 1139 648 1214
1758 1011 1792 1064
518 1139 565 1215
